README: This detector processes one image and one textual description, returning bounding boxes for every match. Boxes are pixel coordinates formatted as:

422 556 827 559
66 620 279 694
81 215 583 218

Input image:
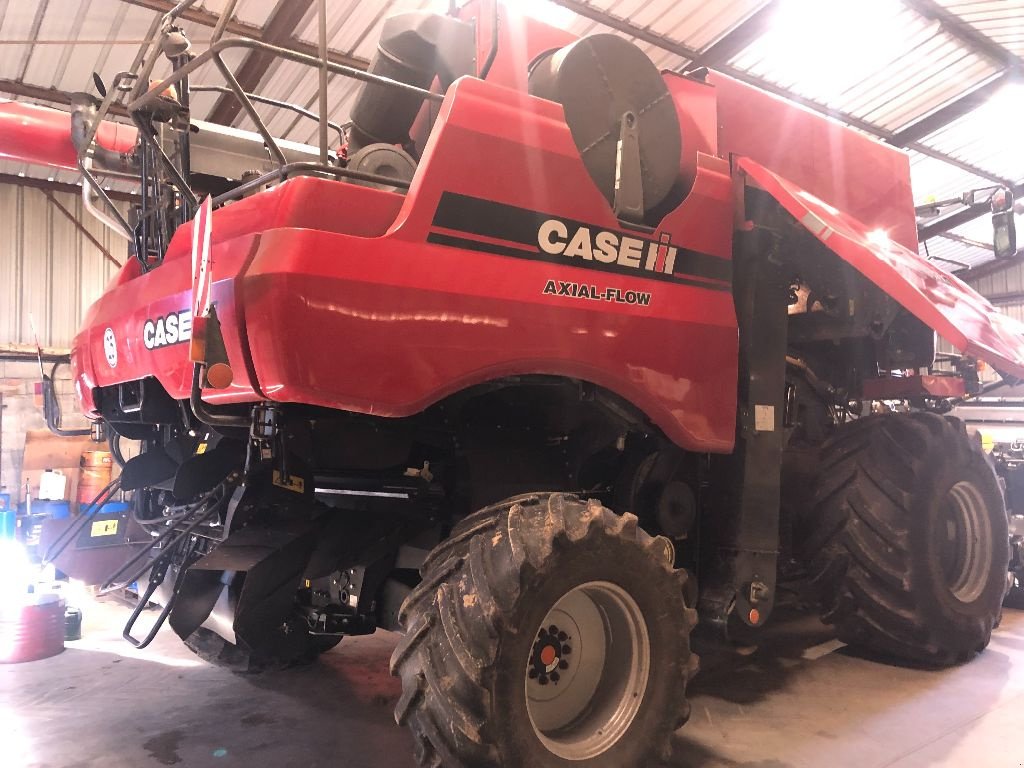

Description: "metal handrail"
211 161 411 208
126 36 443 130
189 85 347 146
76 14 447 265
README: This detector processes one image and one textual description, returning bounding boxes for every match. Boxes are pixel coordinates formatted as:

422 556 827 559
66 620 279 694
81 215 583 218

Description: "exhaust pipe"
69 94 139 174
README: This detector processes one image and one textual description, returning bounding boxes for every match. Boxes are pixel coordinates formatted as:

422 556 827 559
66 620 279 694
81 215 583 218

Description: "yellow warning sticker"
91 519 119 537
272 470 305 494
196 442 208 455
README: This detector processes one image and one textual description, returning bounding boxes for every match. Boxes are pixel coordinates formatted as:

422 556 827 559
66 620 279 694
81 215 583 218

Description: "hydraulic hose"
43 361 92 437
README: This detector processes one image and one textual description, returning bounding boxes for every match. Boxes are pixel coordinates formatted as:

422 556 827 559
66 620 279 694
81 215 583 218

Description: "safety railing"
76 0 445 246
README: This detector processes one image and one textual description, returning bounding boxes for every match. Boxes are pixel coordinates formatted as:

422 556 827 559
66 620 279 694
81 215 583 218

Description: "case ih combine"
7 1 1024 765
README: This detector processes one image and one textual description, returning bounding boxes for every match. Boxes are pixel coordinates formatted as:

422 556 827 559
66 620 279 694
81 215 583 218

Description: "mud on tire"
806 413 1008 665
391 493 698 767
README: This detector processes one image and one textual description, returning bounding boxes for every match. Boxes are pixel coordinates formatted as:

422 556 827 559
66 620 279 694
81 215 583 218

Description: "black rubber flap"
172 440 245 500
529 34 682 217
120 446 178 491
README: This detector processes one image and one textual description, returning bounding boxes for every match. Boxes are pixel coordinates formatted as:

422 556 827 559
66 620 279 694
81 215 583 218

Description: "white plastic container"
38 470 67 501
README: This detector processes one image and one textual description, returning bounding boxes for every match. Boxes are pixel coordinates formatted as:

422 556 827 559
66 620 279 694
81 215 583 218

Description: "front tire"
807 413 1008 665
391 493 697 767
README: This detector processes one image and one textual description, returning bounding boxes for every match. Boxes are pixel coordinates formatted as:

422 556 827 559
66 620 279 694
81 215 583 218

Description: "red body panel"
709 73 918 251
74 77 739 453
0 100 136 171
664 74 719 197
740 158 1024 379
69 14 1024 455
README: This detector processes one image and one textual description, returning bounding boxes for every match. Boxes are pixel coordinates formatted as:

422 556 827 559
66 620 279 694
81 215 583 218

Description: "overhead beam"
0 172 139 203
550 0 701 60
207 0 315 125
557 0 1011 185
902 0 1024 71
117 0 368 71
0 78 131 119
956 251 1024 281
936 230 992 251
907 143 1014 187
118 0 262 37
689 1 778 69
550 0 1017 188
890 1 1024 145
891 70 1020 146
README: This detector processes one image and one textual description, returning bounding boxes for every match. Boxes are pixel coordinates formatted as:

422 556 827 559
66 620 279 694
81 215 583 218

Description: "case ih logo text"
538 220 677 277
426 192 732 292
144 310 192 350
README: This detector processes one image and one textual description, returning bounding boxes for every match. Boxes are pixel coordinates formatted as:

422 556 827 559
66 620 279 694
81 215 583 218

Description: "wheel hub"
524 581 650 760
938 480 994 604
529 623 573 685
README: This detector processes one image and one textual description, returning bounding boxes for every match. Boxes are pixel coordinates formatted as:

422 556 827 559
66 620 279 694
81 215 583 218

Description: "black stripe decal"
426 232 732 292
426 232 538 260
431 191 733 286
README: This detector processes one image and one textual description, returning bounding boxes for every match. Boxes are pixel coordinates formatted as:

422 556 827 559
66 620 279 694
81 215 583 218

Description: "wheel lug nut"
539 675 549 685
562 645 571 655
558 660 569 670
550 671 560 683
528 669 538 679
558 631 568 641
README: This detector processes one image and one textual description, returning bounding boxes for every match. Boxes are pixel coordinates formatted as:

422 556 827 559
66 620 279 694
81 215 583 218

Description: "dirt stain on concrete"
240 712 275 727
143 729 184 765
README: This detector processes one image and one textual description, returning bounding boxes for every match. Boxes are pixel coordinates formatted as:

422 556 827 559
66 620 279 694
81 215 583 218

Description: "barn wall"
0 180 128 505
0 182 129 349
966 260 1024 328
0 361 84 506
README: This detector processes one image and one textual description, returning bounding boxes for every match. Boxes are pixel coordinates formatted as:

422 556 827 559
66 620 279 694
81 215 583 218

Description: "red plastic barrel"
0 594 65 663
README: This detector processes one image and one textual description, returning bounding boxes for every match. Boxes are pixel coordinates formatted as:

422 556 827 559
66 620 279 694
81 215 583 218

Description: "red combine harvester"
9 2 1024 765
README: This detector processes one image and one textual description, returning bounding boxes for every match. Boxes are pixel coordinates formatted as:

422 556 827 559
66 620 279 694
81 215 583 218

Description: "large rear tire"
806 413 1008 665
391 493 697 767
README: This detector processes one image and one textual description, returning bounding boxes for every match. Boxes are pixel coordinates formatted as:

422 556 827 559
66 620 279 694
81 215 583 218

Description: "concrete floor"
4 596 1024 768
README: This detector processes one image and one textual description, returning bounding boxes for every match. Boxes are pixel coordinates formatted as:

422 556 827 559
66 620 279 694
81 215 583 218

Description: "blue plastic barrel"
24 500 70 520
0 509 15 540
48 501 71 520
96 501 129 516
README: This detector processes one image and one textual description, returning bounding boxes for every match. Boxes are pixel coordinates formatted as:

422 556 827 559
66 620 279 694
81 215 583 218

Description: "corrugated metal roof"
564 0 761 67
237 0 438 141
729 1 1000 131
919 234 993 270
935 0 1024 58
0 0 1021 277
909 149 995 206
196 0 280 27
915 79 1024 182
